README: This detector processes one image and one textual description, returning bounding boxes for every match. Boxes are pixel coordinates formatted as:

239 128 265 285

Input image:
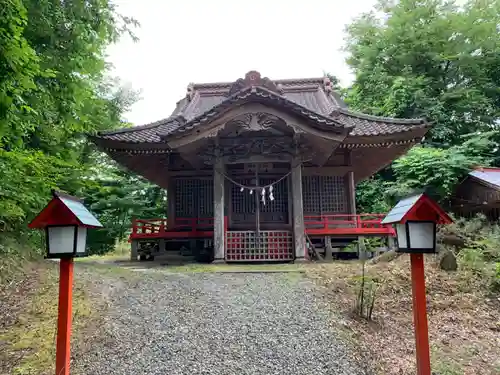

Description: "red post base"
55 258 74 375
410 253 431 375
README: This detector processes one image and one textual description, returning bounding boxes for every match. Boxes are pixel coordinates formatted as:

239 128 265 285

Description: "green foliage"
80 157 167 254
389 132 497 198
355 132 497 213
0 149 81 228
343 0 500 213
353 258 381 320
344 236 387 252
355 176 392 213
0 0 162 257
0 0 40 137
493 263 500 291
344 0 500 146
441 215 500 291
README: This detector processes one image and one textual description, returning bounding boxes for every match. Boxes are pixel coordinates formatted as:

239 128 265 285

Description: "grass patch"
0 260 94 375
76 240 130 263
163 262 306 273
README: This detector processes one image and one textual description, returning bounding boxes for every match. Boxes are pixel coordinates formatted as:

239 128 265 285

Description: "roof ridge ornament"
228 71 284 96
323 76 333 94
186 83 195 101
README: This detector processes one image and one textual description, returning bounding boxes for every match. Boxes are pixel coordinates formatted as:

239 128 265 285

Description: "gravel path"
74 267 367 375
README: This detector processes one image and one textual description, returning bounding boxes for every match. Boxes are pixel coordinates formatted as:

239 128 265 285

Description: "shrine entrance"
224 162 295 262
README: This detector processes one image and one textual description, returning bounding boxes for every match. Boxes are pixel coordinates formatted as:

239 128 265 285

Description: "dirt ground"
2 257 499 375
307 255 500 375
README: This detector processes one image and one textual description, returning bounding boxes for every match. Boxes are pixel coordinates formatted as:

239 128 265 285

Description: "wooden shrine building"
451 167 500 220
91 71 430 262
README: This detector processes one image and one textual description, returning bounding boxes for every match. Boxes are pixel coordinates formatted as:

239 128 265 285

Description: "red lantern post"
29 191 102 375
382 194 452 375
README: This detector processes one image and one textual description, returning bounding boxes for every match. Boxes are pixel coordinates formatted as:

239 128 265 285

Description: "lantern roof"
381 193 452 225
29 190 103 229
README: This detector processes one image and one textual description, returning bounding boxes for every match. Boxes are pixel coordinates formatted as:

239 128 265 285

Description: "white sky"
106 0 377 125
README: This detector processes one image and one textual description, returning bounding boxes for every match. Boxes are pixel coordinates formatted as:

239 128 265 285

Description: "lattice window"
302 176 321 214
197 179 213 217
302 175 347 214
322 176 347 213
174 178 195 218
225 230 293 261
174 178 214 218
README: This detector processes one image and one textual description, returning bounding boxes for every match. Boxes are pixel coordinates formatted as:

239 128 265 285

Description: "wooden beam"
223 154 293 164
302 166 352 176
347 171 356 215
168 170 213 177
166 175 176 229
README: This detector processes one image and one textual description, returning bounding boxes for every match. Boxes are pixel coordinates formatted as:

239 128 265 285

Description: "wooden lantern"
381 194 452 253
29 190 102 258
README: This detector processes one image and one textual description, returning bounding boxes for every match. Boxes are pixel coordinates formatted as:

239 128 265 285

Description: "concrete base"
212 259 225 264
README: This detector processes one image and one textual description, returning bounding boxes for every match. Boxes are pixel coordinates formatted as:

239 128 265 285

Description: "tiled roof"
469 168 500 188
95 71 428 144
335 109 428 137
157 86 348 138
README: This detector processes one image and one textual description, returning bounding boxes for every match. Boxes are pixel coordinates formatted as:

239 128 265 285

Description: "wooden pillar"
347 171 356 215
167 176 176 229
325 236 333 260
213 157 225 262
291 158 306 260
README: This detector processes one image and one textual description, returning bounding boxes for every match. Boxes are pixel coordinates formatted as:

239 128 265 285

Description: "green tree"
81 156 166 254
389 132 497 198
344 0 500 146
0 0 147 255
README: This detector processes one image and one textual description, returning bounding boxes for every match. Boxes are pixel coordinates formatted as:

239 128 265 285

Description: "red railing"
130 217 221 240
130 214 394 240
304 214 395 236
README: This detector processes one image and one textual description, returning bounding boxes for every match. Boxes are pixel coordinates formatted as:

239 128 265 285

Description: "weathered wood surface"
291 158 306 259
213 157 225 261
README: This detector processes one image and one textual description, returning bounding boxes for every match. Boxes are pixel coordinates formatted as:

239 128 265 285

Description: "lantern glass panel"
48 226 75 255
395 224 408 249
76 227 87 255
408 222 435 250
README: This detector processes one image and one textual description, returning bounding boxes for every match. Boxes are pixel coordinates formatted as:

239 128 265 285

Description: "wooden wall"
168 164 351 227
452 177 500 220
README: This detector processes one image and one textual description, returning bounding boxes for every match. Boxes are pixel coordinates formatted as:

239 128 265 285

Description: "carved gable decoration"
228 71 284 96
223 113 289 136
197 137 316 165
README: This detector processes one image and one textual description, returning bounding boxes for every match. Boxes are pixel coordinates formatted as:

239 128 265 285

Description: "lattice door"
259 177 289 224
226 230 293 261
231 178 255 224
